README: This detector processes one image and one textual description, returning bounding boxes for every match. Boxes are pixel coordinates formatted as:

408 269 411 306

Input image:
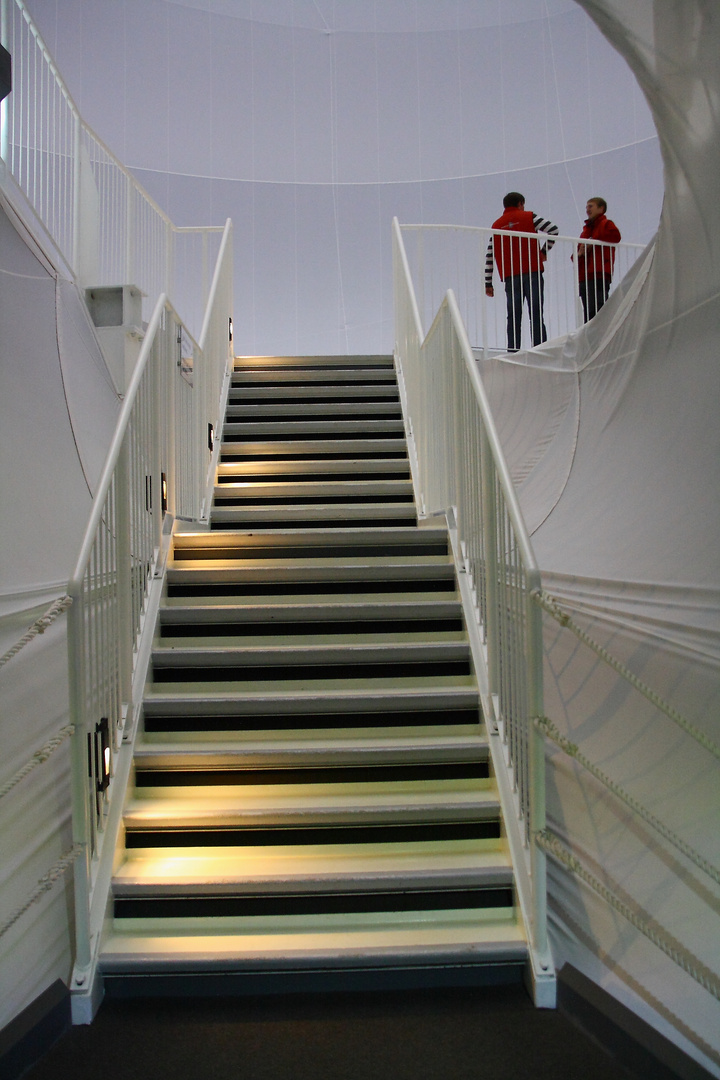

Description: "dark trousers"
580 275 611 322
504 271 547 351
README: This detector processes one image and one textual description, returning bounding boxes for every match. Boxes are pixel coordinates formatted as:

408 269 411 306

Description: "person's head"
586 197 607 220
503 192 525 209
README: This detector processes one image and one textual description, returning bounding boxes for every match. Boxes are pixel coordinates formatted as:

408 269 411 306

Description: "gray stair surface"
102 354 526 995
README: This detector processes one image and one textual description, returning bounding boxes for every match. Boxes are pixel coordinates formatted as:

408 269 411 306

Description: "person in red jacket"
485 192 559 351
577 197 622 321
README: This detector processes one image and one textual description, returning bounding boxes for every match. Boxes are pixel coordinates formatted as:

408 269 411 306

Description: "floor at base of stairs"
24 985 638 1080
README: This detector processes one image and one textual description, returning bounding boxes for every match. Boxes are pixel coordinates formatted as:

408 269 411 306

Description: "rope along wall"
0 595 73 669
0 847 82 938
536 829 720 1002
534 715 720 886
532 589 720 761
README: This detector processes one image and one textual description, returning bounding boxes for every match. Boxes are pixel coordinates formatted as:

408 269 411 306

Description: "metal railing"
399 222 644 353
67 219 232 976
392 218 549 964
0 0 223 338
393 216 720 1024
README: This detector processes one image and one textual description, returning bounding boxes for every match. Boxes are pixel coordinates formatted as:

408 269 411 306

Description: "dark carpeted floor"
23 984 637 1080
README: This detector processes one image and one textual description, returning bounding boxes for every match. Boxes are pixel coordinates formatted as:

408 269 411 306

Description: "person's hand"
577 243 585 257
485 286 494 297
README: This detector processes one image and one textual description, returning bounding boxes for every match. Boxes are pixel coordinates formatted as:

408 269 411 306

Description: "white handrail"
399 221 645 352
0 0 224 337
392 217 549 968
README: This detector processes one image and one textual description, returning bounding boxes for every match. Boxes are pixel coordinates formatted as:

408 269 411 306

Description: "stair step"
159 598 463 620
216 459 411 479
151 642 471 666
221 439 409 460
229 386 400 402
100 914 527 976
112 839 509 894
171 526 449 558
132 732 488 767
225 403 402 419
213 480 414 499
123 780 500 829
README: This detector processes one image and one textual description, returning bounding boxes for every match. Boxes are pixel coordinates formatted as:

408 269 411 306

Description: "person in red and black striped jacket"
576 197 622 321
485 192 559 351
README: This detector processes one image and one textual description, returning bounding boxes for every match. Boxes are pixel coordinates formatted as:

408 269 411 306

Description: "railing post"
115 444 134 706
526 577 548 958
67 588 92 977
0 0 8 167
480 428 499 694
71 111 81 278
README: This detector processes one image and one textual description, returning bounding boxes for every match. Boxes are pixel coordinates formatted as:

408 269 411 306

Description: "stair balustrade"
67 218 232 1014
0 0 224 339
397 220 645 355
393 217 554 1000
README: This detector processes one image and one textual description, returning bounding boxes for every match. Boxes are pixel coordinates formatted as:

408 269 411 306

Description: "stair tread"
100 916 527 969
113 844 512 892
213 480 413 494
160 597 461 613
133 732 488 763
124 784 500 829
151 641 470 663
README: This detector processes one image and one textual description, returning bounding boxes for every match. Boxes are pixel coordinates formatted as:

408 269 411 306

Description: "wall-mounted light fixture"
208 423 215 452
161 472 168 514
228 317 233 343
95 717 110 793
145 474 152 512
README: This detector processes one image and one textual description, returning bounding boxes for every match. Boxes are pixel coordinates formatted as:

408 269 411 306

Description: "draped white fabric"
0 195 120 1028
476 2 720 1069
3 2 717 1071
24 0 662 356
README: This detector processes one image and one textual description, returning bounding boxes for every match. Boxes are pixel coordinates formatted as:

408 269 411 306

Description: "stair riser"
133 761 490 787
113 887 514 921
124 820 502 848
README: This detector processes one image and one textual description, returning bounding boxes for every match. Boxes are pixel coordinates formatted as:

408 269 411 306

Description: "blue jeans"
580 275 611 322
504 271 547 350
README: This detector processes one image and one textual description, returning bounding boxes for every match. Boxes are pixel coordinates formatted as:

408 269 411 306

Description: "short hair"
503 192 525 208
588 196 607 213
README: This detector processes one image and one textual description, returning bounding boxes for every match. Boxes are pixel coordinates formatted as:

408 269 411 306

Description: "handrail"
398 221 645 352
65 216 232 983
393 213 718 1022
68 297 169 590
392 216 549 973
1 0 224 337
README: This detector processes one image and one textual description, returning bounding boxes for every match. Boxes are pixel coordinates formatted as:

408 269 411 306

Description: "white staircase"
100 355 528 994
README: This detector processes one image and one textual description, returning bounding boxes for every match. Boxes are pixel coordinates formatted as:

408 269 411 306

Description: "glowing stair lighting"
100 355 528 994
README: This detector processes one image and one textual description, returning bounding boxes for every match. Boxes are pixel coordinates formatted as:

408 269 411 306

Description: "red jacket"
578 214 621 282
491 208 544 279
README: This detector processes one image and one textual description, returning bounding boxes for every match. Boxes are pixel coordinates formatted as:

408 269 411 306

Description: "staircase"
100 355 528 994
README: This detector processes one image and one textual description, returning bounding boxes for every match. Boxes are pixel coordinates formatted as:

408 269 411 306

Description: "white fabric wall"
24 0 662 356
0 193 120 1029
476 1 720 1071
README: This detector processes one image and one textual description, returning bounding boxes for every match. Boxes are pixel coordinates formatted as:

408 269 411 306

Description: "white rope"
532 588 720 761
0 594 73 669
534 716 720 886
536 829 720 1001
0 846 82 939
0 725 75 800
